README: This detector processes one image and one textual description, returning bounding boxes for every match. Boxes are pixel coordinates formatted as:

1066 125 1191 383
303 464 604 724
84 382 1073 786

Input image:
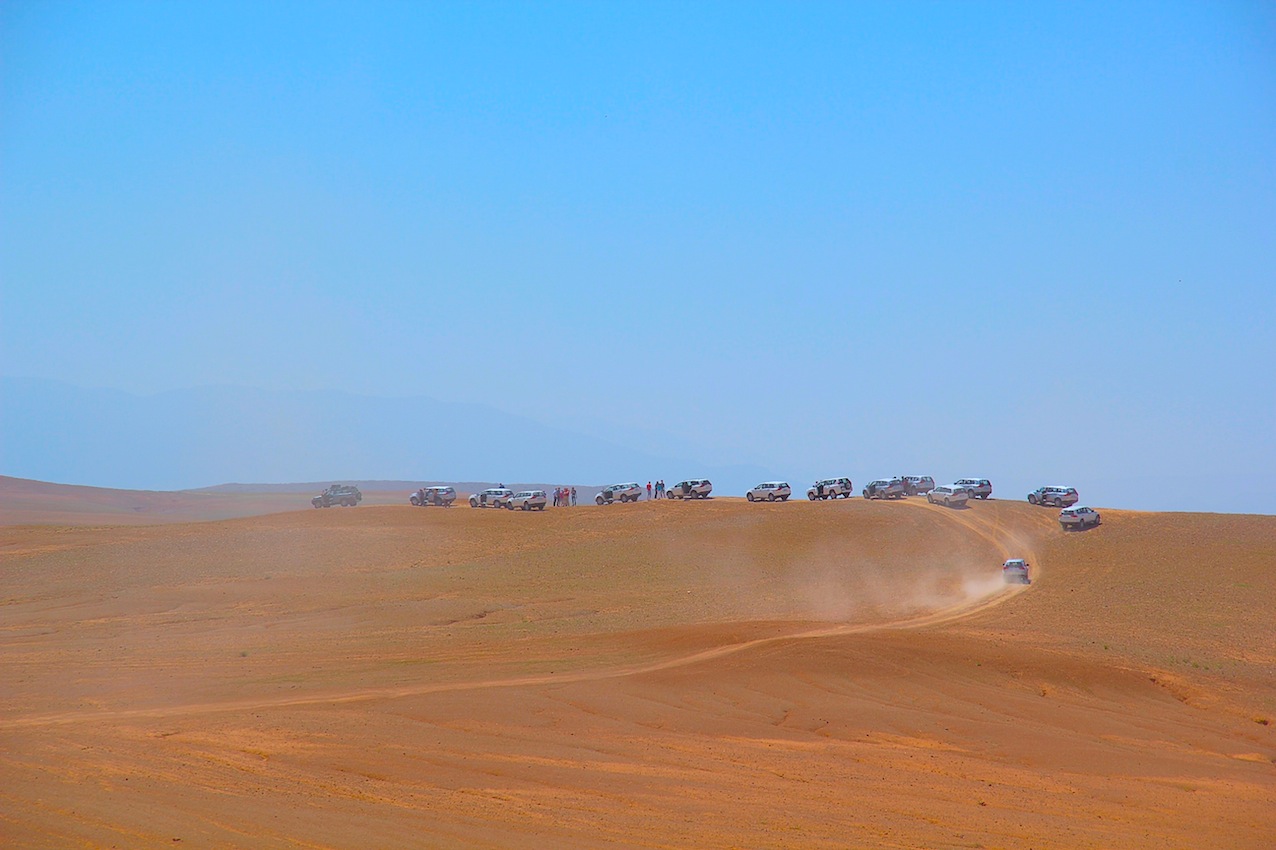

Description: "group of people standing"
551 486 577 507
647 480 666 500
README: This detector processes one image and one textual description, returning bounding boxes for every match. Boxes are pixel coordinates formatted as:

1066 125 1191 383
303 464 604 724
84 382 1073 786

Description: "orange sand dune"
1 493 1272 848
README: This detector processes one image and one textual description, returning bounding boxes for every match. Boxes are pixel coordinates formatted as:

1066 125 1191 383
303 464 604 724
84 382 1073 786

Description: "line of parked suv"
464 487 550 510
321 472 1100 532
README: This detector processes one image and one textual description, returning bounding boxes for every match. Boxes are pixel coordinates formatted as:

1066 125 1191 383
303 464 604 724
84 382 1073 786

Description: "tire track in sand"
2 502 1039 729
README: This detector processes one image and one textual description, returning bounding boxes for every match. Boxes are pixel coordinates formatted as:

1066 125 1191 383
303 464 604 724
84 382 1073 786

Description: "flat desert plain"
1 489 1273 848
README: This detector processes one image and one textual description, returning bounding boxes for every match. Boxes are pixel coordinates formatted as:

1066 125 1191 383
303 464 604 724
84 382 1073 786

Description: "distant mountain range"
0 377 773 493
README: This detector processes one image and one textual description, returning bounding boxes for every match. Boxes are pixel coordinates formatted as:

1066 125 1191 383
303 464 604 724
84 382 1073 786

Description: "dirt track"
1 494 1273 848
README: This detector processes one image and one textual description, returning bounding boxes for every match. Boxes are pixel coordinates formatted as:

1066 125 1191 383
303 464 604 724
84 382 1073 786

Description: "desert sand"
1 486 1273 848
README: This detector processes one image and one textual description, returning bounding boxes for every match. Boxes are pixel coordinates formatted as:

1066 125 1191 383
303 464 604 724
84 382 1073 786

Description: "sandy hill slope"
0 476 611 526
0 475 409 525
1 498 1272 848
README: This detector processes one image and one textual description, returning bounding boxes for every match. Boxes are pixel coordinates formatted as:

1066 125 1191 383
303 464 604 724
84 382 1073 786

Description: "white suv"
596 482 643 505
469 488 513 508
926 485 969 507
1059 505 1100 530
509 490 548 511
747 482 791 502
666 479 713 500
953 478 992 499
807 478 853 500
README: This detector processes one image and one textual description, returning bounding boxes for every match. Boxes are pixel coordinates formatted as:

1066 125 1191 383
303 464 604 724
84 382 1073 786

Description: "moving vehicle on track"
953 478 992 500
469 488 514 509
863 478 907 500
1059 505 1101 530
902 476 936 496
747 482 791 502
1028 486 1079 507
509 490 548 511
1002 558 1032 584
596 482 643 505
666 479 713 500
312 484 362 508
410 486 456 507
926 485 969 507
808 478 853 500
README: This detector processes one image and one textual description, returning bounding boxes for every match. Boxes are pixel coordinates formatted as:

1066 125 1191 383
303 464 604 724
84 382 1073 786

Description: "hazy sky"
3 2 1274 509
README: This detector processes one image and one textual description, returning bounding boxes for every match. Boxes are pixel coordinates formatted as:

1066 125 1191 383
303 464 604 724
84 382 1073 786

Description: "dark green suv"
312 484 363 508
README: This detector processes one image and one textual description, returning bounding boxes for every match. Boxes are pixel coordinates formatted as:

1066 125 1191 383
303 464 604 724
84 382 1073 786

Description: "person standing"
571 486 577 506
646 481 653 501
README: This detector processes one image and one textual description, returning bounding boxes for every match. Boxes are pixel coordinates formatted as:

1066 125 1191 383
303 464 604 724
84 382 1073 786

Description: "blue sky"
3 2 1274 510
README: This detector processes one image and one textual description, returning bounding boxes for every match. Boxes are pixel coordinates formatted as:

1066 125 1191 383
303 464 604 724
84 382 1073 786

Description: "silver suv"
863 478 907 500
902 476 936 496
469 488 513 509
596 482 643 505
666 479 712 500
1028 486 1078 507
807 477 853 500
953 478 992 500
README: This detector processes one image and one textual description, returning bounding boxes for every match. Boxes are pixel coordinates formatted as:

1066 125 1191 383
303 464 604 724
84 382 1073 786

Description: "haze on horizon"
2 2 1273 514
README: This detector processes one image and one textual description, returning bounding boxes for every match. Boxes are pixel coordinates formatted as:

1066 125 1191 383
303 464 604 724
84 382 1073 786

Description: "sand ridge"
1 492 1272 848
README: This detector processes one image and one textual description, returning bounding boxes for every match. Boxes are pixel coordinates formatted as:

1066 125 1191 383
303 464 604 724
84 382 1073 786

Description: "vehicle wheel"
807 492 816 501
1028 494 1038 505
470 499 478 508
781 495 789 501
596 495 605 506
767 493 775 502
747 493 755 502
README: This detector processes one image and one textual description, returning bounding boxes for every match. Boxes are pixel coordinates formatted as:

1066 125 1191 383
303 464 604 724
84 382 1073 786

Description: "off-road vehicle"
509 490 548 511
469 488 514 509
1002 558 1032 584
807 478 853 500
863 478 907 500
312 484 363 508
902 476 935 496
1027 486 1078 507
953 478 992 499
1059 505 1101 530
410 486 456 507
926 485 968 507
596 482 643 505
747 482 791 502
666 479 713 500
